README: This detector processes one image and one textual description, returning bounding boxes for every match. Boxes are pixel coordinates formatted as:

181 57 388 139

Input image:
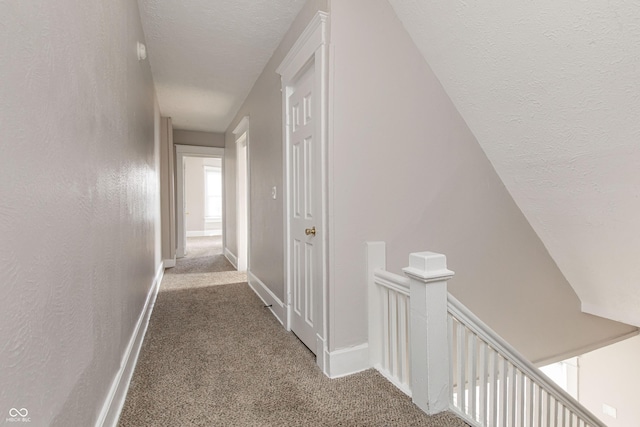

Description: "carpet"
118 238 467 426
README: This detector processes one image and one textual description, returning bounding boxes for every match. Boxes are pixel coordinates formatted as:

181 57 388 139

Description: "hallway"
118 238 466 426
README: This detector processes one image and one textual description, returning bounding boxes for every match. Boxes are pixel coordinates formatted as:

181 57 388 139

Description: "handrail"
373 268 410 295
448 293 605 427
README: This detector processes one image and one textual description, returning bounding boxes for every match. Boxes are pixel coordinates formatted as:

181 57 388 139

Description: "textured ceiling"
388 1 640 325
137 0 306 132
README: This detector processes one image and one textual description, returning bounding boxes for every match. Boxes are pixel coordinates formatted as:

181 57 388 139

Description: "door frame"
175 144 225 258
232 117 250 272
277 11 329 372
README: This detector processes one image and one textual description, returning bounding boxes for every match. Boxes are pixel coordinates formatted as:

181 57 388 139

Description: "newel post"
403 251 455 415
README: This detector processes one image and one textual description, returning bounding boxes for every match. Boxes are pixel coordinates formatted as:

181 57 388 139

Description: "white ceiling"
137 0 306 132
388 1 640 325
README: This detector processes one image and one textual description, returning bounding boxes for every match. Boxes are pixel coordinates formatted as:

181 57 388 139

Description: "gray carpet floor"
119 237 467 426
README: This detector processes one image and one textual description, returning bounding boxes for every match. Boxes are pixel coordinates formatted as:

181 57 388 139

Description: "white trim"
175 145 224 259
248 271 286 326
276 12 328 80
163 257 176 268
96 262 164 427
224 248 238 269
186 230 221 237
232 116 250 137
324 343 370 379
278 11 330 375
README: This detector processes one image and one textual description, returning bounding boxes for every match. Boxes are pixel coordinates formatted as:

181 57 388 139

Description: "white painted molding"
324 343 370 379
276 11 328 79
279 9 330 376
248 271 286 326
175 145 225 259
224 247 238 269
163 257 176 268
174 144 224 157
186 230 221 237
403 251 454 415
232 116 250 137
96 262 164 427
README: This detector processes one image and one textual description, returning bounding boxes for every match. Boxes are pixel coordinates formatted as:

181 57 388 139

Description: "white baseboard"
247 271 286 326
186 230 222 237
163 257 176 268
324 343 370 379
96 262 164 427
224 248 238 269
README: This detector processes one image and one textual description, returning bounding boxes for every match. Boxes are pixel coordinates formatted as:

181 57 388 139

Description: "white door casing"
277 12 328 367
175 145 225 258
233 117 250 272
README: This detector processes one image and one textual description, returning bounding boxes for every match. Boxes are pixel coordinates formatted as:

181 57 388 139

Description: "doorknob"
305 226 316 237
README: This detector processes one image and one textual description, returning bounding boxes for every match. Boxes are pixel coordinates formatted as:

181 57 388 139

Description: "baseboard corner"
325 343 370 379
224 248 238 269
95 263 163 427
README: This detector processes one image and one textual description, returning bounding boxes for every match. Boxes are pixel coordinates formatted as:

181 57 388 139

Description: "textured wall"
225 0 330 301
173 130 225 148
328 0 635 360
0 1 159 425
387 0 640 326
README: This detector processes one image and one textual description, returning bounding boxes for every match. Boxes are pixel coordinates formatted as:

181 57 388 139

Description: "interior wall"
224 0 330 300
173 129 225 148
578 335 640 427
184 157 206 232
328 0 635 359
0 0 160 425
184 157 222 234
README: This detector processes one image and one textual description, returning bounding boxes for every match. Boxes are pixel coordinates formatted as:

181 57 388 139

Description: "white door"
287 65 322 354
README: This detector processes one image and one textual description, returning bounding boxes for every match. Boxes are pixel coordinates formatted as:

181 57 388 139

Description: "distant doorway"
175 145 224 258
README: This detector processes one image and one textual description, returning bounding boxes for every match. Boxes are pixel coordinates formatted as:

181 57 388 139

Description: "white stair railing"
367 242 606 427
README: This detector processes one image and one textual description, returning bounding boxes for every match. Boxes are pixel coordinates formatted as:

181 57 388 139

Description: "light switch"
271 186 277 200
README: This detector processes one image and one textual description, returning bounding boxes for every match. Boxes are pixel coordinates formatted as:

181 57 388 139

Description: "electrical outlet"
603 403 617 419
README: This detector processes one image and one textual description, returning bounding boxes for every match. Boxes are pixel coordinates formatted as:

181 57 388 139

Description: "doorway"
232 117 250 273
175 145 225 259
277 12 328 369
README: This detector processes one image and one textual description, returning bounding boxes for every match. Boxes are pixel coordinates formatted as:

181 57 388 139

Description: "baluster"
448 315 455 404
382 287 390 371
491 350 498 426
501 356 508 427
457 323 466 412
469 331 477 420
398 294 409 386
510 364 516 427
519 370 525 426
389 290 398 378
528 376 534 427
479 341 488 425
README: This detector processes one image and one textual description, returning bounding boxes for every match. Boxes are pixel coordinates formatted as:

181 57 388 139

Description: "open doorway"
183 156 222 257
175 145 224 260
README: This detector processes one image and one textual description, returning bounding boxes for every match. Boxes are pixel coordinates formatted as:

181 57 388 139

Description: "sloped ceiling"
388 0 640 325
137 0 306 132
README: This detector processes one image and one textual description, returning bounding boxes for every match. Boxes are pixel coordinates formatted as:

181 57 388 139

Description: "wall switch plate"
271 186 277 200
603 403 617 419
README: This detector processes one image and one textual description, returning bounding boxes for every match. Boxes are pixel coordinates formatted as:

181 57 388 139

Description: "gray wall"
174 129 225 148
0 1 160 425
328 0 635 361
224 0 330 300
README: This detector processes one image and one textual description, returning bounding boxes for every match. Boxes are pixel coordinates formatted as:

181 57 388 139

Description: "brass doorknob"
305 226 316 236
